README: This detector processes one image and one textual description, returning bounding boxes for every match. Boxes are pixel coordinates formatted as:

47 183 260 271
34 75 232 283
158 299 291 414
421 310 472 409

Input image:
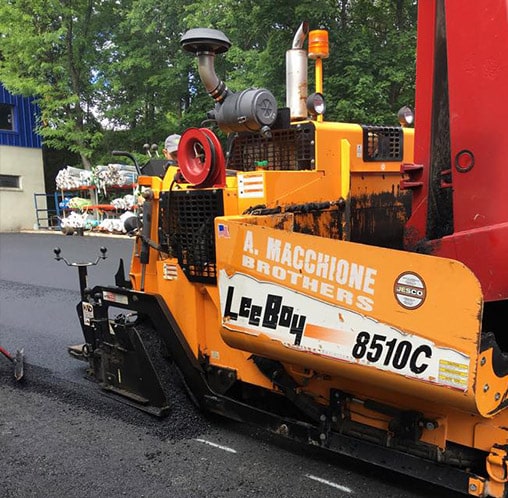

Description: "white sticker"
219 270 469 391
163 263 178 280
238 173 265 199
102 291 129 305
82 302 94 326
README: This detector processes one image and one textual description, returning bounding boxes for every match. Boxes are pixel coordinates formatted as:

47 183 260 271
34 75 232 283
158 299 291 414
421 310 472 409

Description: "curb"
19 229 131 239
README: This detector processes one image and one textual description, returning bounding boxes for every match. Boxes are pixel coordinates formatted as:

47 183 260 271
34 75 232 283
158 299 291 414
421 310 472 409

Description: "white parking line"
195 438 237 453
306 474 353 493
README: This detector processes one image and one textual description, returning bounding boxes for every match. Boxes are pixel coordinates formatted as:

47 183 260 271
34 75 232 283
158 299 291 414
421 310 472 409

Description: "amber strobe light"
308 30 329 121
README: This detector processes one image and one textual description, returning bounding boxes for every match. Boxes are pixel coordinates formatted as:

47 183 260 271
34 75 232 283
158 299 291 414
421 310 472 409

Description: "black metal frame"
227 123 315 171
361 125 404 162
159 189 224 283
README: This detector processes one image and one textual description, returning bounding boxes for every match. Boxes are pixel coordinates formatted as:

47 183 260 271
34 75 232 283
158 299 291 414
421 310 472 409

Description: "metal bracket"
318 389 346 447
203 360 237 394
483 445 508 497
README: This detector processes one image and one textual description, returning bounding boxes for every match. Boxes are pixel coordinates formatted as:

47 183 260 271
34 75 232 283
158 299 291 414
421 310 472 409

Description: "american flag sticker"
218 223 230 238
238 173 265 198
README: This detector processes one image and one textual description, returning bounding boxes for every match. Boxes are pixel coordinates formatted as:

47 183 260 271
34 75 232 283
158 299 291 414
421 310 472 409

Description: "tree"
97 0 194 144
181 0 417 125
0 0 117 168
0 0 417 170
325 0 418 124
90 0 209 161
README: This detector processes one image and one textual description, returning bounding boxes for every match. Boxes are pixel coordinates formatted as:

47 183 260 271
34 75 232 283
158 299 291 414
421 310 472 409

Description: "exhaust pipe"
292 21 309 50
181 28 278 135
286 22 309 121
181 28 231 104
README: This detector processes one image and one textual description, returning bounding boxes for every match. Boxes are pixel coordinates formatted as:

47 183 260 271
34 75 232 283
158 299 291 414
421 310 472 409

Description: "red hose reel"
177 128 226 188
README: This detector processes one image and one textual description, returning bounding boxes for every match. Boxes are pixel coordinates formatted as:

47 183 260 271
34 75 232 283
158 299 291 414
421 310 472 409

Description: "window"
0 174 21 189
0 104 15 131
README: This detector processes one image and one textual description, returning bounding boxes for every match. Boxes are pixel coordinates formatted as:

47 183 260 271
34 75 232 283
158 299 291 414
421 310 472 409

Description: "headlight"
397 106 414 126
307 92 326 117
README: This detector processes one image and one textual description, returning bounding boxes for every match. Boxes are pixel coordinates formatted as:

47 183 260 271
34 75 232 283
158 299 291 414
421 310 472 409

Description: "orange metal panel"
216 217 483 414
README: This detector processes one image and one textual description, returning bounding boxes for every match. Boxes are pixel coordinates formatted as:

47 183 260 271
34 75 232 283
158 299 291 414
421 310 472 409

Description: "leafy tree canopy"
0 0 417 169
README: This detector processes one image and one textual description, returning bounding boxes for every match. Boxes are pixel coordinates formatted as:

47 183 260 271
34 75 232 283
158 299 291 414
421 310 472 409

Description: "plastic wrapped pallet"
55 166 92 190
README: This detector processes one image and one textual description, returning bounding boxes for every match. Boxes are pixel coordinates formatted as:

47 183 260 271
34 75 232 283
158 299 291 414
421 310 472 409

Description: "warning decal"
238 173 265 199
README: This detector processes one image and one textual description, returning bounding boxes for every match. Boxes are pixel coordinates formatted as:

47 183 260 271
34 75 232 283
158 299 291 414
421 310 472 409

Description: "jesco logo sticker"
394 272 426 309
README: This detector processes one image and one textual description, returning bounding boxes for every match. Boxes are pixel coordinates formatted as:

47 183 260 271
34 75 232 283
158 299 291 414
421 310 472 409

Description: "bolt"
495 392 501 401
469 483 477 492
480 357 486 366
277 424 289 436
320 414 327 422
483 384 489 393
142 188 153 200
320 433 326 441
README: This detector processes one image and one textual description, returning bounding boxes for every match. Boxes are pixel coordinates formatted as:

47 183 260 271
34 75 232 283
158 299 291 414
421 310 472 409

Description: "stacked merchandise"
55 164 139 233
110 194 136 211
97 211 138 234
93 164 138 195
56 164 137 191
55 166 92 190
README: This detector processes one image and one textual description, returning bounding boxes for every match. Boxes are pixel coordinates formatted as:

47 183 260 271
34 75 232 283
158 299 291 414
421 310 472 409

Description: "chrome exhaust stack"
286 22 309 121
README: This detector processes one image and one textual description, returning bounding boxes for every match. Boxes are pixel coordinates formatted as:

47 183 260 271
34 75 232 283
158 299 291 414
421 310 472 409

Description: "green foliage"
327 0 417 124
0 0 114 166
180 0 416 125
0 0 417 169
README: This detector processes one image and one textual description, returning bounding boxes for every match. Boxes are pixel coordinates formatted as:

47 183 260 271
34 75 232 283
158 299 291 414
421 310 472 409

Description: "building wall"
0 146 45 231
0 84 45 231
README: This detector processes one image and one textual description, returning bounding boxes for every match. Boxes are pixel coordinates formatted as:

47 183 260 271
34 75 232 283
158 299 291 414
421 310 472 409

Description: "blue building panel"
0 83 42 148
